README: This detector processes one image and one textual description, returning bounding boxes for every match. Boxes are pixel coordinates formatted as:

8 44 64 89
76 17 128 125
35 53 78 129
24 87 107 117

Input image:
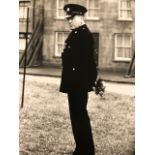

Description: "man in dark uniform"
60 4 97 155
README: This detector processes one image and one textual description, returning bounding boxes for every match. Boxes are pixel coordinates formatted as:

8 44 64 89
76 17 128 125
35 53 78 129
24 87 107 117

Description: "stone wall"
33 0 135 72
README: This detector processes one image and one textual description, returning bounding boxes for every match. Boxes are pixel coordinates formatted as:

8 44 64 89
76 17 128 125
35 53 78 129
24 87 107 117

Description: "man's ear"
80 15 85 21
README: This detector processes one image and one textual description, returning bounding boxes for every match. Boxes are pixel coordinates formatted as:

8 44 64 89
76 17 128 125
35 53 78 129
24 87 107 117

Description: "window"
86 0 99 19
55 32 69 57
56 0 99 19
19 33 31 52
56 0 70 18
19 37 26 51
19 1 30 22
114 34 132 61
118 0 132 20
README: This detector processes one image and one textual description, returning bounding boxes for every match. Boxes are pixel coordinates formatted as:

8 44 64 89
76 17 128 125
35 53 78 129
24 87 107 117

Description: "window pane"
55 32 69 57
94 10 98 17
58 33 63 43
94 0 99 8
117 48 124 57
115 34 132 59
58 44 63 54
124 36 130 47
121 10 126 18
64 33 68 40
19 6 27 19
59 0 70 8
23 7 27 18
57 0 70 17
88 10 93 17
120 10 126 18
124 48 131 58
19 7 24 18
127 1 131 8
63 33 68 42
120 10 131 18
58 9 65 17
19 38 26 50
89 0 95 8
120 1 126 8
19 1 30 20
117 35 123 47
87 0 99 18
127 10 132 18
59 0 64 8
119 0 132 19
121 0 131 9
89 0 99 8
64 0 70 5
88 10 97 17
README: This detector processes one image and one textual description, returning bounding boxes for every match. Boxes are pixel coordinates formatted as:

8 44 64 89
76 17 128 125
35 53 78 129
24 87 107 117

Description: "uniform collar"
72 24 87 32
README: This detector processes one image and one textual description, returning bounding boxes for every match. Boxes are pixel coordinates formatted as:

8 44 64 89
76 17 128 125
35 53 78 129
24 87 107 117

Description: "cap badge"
67 7 70 12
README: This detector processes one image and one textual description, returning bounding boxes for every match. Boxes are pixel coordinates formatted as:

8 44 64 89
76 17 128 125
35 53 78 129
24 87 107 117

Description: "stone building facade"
19 0 135 72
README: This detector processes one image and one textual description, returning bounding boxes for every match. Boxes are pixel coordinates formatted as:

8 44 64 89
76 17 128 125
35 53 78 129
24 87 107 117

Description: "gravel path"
19 75 135 96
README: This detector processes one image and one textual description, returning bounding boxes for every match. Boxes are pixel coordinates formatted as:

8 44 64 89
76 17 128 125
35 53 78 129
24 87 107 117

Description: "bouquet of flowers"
93 78 106 97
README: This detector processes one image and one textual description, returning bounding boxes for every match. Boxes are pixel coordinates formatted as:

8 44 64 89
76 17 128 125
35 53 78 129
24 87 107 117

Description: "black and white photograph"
19 0 135 155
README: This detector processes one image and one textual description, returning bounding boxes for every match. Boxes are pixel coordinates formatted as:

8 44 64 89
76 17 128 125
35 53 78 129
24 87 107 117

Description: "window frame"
55 31 69 57
114 33 132 62
118 0 133 21
86 0 100 20
56 0 100 20
19 34 26 51
19 32 31 52
56 0 70 19
19 1 30 22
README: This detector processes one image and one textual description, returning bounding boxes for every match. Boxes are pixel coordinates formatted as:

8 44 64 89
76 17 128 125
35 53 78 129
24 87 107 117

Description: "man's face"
66 15 83 30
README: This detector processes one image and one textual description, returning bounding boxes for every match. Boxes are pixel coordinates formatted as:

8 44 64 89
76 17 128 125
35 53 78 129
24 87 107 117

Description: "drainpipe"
21 7 29 108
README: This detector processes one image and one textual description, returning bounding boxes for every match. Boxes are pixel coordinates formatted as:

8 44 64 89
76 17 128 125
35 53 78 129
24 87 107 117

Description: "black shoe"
72 150 95 155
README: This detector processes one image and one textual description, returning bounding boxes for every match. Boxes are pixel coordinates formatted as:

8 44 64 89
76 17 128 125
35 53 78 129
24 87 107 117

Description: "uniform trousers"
68 92 95 155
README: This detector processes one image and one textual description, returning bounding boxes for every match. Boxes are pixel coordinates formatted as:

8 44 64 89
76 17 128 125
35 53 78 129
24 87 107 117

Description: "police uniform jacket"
60 24 97 93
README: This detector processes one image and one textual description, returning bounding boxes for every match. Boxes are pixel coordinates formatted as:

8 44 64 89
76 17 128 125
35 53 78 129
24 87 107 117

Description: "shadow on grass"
19 79 135 155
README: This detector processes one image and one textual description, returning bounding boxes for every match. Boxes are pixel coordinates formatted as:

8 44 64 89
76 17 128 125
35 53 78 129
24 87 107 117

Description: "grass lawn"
19 79 135 155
